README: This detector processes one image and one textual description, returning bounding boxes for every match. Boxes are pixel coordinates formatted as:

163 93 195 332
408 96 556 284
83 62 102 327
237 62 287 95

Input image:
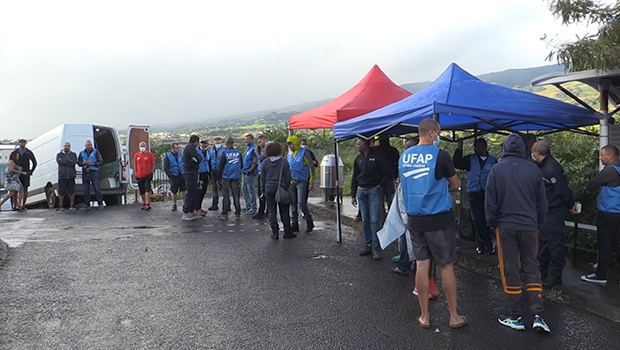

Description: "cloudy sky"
0 0 593 139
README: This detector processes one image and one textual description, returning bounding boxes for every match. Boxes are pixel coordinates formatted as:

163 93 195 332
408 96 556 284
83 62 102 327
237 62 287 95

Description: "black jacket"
536 155 575 210
485 134 547 231
56 150 78 179
182 143 202 174
351 148 392 198
18 148 37 175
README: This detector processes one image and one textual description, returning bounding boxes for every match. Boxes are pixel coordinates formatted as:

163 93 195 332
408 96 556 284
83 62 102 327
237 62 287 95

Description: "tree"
545 0 620 71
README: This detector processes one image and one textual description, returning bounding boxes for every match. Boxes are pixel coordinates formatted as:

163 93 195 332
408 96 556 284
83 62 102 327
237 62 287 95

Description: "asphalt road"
1 202 619 350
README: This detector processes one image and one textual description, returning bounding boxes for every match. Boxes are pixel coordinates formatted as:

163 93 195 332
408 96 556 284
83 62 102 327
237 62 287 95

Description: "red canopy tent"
288 65 412 129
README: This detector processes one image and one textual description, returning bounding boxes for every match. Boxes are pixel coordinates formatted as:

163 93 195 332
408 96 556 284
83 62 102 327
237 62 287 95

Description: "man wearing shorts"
399 118 466 329
164 143 186 211
17 138 37 209
134 141 156 210
56 142 78 210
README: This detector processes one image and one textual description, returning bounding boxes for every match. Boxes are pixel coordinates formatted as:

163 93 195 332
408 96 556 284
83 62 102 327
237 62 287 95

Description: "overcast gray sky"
0 0 593 139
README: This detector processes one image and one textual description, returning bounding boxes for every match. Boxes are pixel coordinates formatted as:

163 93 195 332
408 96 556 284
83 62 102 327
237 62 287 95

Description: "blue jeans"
242 174 257 212
83 170 103 206
211 171 219 207
469 194 492 249
222 178 241 216
358 187 382 250
291 181 312 223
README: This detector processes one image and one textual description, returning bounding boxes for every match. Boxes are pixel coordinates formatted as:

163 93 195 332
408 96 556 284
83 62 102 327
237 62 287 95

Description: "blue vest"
198 149 210 174
166 152 183 176
242 143 258 175
209 146 222 171
288 148 309 182
399 145 452 216
222 149 241 179
467 154 496 192
80 148 99 171
597 165 620 213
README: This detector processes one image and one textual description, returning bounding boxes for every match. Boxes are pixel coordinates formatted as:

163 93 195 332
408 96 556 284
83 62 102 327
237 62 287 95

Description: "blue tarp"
333 63 600 140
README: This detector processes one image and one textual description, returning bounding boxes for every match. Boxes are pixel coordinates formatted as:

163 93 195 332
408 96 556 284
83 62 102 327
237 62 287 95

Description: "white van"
25 124 149 208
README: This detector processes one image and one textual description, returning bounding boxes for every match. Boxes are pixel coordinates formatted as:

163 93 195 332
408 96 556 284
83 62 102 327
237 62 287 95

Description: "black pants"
265 184 290 231
195 172 209 210
595 211 620 279
257 173 266 215
497 228 544 317
183 172 198 214
469 194 492 249
538 207 567 274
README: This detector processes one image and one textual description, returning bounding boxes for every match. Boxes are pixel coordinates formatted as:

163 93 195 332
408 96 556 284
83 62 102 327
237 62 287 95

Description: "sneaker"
99 205 104 210
208 205 218 211
391 267 409 276
429 278 439 298
182 214 196 221
392 255 401 263
69 206 78 211
235 215 241 220
218 215 228 220
581 273 607 284
171 204 177 211
56 207 65 211
359 247 372 256
532 315 551 333
412 287 433 300
372 249 382 260
195 210 206 217
498 316 525 331
80 205 91 210
476 247 487 254
141 204 146 210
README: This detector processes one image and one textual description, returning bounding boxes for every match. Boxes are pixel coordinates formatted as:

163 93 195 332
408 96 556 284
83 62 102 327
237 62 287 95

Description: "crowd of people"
4 121 620 334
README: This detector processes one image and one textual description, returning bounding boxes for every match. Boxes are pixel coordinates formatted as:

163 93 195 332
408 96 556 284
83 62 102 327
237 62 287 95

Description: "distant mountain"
155 64 569 132
400 64 565 94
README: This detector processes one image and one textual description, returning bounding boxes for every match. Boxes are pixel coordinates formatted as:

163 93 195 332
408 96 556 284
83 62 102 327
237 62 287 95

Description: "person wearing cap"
196 139 211 213
242 134 259 215
286 135 315 233
78 140 104 209
134 141 156 210
16 138 37 209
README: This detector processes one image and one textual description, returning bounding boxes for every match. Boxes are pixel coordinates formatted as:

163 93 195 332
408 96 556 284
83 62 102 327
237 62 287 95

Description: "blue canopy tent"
333 63 600 140
329 63 600 243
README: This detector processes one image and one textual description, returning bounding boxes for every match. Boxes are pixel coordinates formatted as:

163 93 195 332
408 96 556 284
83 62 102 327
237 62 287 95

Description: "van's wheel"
46 186 57 209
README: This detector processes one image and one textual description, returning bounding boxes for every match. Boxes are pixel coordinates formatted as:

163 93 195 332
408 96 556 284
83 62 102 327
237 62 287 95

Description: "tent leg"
335 140 342 243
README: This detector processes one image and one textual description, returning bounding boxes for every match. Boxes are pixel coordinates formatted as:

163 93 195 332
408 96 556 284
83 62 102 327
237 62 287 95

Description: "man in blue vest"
453 138 497 254
486 133 549 333
77 140 104 210
531 140 579 288
218 137 242 220
242 134 259 215
582 144 620 284
208 137 223 211
286 135 315 233
400 118 465 329
196 139 211 213
163 143 186 211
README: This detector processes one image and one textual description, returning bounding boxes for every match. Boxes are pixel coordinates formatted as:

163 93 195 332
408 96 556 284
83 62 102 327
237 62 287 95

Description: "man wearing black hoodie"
485 133 550 333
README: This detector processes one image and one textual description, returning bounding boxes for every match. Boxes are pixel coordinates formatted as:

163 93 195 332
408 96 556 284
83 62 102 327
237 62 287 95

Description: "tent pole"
335 139 342 243
599 80 611 170
433 113 439 123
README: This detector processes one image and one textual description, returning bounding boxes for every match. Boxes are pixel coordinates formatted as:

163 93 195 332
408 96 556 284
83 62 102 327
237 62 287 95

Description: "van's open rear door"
126 125 150 191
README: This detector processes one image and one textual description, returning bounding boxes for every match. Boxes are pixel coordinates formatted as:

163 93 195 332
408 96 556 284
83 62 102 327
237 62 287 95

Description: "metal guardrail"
565 220 597 263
